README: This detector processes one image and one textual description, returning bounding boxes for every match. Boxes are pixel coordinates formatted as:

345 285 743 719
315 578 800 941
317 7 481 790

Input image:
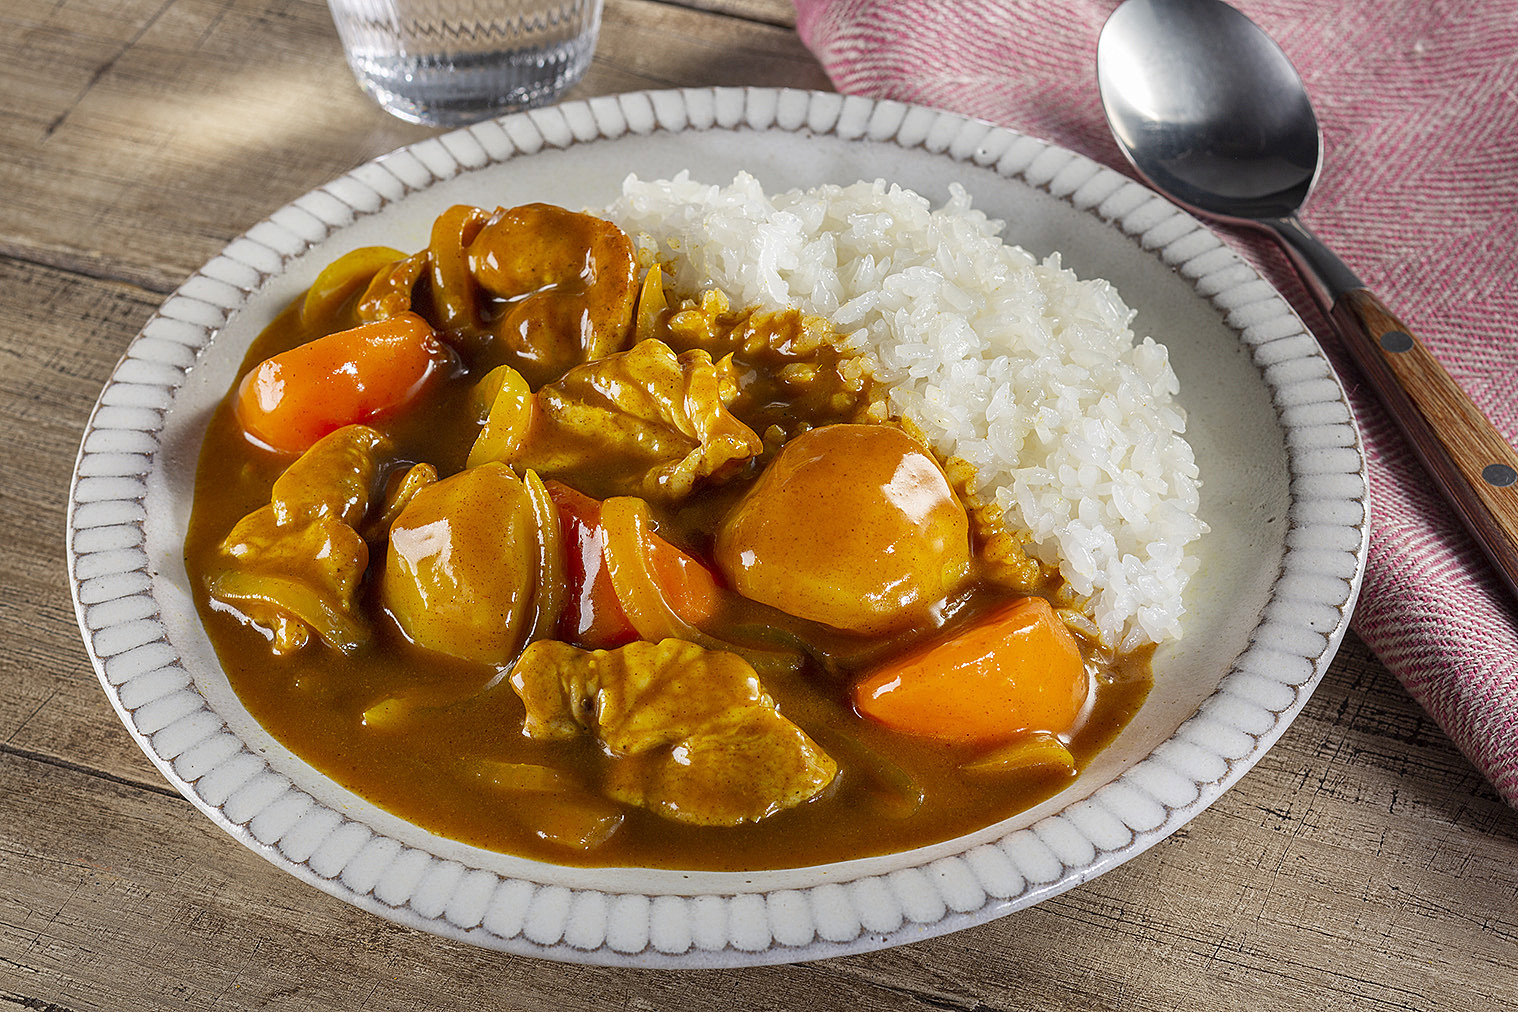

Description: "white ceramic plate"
66 88 1367 966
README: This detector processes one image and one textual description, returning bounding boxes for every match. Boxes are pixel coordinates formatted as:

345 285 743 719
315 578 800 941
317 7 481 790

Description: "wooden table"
4 1 1515 1008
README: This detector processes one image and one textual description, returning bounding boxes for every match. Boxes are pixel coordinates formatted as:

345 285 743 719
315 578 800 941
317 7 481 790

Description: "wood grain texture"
1331 288 1518 601
2 1 1516 1009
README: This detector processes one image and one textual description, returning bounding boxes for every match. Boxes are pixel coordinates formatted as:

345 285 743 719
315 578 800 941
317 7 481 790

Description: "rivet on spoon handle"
1330 288 1518 598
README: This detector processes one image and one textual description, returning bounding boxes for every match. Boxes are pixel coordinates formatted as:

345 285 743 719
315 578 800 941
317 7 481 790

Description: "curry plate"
66 88 1368 966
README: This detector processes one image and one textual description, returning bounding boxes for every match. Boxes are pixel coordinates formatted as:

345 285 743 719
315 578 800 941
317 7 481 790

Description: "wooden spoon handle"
1330 288 1518 600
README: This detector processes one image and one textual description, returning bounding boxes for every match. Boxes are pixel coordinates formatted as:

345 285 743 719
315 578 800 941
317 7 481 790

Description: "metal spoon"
1097 0 1518 602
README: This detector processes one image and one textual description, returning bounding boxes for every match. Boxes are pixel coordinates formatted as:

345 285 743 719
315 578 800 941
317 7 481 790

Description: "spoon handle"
1330 288 1518 599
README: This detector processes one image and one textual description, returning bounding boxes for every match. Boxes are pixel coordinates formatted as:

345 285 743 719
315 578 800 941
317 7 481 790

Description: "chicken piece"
469 338 764 503
663 293 885 439
381 462 564 667
510 639 837 826
467 203 639 386
208 425 390 654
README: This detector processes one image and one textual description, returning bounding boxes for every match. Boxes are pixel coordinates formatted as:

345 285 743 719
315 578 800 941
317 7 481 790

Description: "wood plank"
0 0 827 294
0 0 433 290
654 0 803 27
592 0 831 94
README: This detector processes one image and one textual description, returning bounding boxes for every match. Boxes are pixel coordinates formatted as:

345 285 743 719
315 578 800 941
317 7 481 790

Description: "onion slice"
523 469 566 646
599 496 800 675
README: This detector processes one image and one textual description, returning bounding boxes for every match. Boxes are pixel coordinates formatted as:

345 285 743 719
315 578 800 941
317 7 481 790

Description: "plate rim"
65 86 1369 967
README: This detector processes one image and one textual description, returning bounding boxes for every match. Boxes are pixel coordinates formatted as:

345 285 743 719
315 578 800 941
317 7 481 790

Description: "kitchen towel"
794 0 1518 806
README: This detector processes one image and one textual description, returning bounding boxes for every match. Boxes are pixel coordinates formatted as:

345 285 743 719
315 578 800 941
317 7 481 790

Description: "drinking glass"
326 0 604 126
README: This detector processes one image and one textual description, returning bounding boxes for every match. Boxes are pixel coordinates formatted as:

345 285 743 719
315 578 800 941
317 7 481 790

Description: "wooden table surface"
4 1 1516 1008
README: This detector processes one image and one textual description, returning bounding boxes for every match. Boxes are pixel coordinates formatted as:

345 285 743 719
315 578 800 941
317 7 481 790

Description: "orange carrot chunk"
235 312 448 454
852 597 1088 746
544 482 721 648
642 525 721 626
545 481 636 648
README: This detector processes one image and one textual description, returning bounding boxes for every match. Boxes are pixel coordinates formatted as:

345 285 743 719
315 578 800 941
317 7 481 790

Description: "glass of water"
326 0 605 127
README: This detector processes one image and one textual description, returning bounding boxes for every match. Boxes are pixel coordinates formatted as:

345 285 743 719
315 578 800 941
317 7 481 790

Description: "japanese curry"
185 203 1150 870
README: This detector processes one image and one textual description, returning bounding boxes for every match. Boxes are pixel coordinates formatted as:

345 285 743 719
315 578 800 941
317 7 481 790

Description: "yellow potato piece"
381 462 540 666
715 424 972 635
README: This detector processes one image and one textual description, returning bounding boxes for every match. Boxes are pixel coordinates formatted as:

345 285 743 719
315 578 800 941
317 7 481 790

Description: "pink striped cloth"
794 0 1518 805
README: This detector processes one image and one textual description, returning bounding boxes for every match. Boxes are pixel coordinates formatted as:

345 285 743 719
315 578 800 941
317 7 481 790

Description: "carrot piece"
643 528 720 625
544 482 722 647
235 312 447 454
852 597 1088 746
544 481 636 648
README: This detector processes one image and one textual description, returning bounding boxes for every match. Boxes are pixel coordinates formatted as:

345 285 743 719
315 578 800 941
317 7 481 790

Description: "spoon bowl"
1097 0 1518 603
1098 0 1320 223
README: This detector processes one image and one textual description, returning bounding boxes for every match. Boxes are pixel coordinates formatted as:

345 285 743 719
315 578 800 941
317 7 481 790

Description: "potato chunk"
510 639 837 826
714 424 972 635
381 462 556 666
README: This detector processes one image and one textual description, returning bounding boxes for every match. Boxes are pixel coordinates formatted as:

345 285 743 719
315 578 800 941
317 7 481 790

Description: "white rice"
603 172 1205 651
